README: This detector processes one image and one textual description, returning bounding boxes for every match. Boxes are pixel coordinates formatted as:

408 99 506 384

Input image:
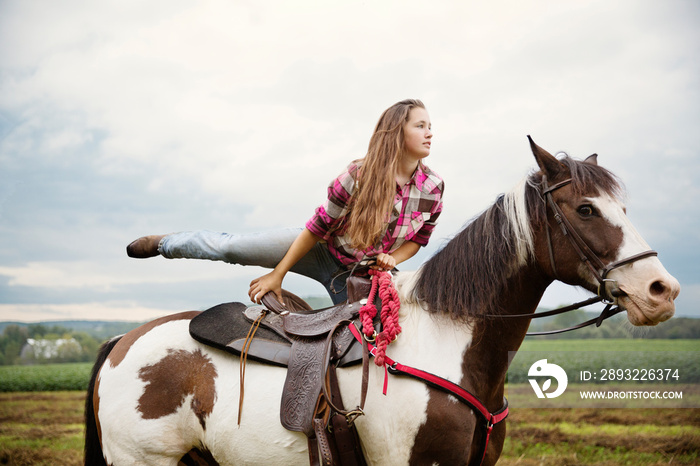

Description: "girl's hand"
249 271 285 305
372 253 397 272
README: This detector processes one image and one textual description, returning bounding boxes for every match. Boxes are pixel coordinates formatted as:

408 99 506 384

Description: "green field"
0 339 697 464
510 339 700 387
500 406 699 465
0 363 92 392
518 338 700 352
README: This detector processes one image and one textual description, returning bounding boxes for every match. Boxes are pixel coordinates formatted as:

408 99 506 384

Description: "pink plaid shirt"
306 161 444 266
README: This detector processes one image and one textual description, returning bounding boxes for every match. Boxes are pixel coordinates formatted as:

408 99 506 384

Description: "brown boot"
126 235 166 258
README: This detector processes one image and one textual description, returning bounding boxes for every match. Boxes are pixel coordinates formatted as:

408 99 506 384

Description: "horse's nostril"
649 280 667 298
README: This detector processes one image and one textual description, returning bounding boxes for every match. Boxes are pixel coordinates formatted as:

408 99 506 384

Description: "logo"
528 359 568 398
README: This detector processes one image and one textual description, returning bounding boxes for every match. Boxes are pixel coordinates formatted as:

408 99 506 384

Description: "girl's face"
402 107 433 161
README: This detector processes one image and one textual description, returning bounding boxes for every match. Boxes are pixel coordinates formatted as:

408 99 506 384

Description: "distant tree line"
527 311 700 339
0 324 106 365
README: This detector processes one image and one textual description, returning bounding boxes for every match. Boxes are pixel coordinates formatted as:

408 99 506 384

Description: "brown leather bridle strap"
481 175 659 335
542 177 606 283
601 250 659 279
541 175 657 303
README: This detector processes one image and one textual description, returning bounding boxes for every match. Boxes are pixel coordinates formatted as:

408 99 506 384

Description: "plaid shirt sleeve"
305 163 358 240
406 173 444 246
411 180 445 246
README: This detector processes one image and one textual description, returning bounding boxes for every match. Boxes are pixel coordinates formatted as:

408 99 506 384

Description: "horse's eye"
577 205 595 217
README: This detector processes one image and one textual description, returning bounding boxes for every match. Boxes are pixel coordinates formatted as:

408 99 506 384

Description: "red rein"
359 269 401 366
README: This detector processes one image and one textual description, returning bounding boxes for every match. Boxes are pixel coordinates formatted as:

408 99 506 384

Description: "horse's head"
528 136 680 326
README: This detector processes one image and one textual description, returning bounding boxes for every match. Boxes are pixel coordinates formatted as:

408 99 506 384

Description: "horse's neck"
392 272 476 383
463 263 548 409
394 268 548 411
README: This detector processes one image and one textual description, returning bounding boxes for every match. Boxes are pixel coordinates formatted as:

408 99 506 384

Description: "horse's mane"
412 155 624 320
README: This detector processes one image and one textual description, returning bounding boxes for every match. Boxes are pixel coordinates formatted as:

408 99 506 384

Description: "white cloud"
0 259 262 290
0 0 697 321
0 302 175 323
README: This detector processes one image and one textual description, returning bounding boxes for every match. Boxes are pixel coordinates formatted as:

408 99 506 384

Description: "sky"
0 0 698 323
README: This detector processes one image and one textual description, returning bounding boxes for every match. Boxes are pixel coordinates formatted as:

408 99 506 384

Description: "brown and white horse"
85 138 679 465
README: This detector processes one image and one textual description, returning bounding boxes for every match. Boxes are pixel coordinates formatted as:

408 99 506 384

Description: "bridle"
541 176 657 302
495 175 658 335
339 175 660 465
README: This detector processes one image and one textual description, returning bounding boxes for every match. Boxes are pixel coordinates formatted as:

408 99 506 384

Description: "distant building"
20 338 83 362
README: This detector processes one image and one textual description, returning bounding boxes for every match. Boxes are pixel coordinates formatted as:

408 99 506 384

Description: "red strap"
481 423 494 464
348 323 508 465
348 323 508 425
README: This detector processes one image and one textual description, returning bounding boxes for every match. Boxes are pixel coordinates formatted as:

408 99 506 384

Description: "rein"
487 176 658 336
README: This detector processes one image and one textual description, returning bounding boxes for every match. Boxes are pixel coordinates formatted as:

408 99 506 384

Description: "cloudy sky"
1 0 698 324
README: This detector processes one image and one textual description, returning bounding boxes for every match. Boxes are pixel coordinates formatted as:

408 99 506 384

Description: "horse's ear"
584 153 598 165
528 135 564 178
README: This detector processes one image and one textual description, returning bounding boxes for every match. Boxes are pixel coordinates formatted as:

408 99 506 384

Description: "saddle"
190 277 375 466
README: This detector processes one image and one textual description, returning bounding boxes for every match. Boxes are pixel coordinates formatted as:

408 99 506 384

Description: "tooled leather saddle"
189 277 375 466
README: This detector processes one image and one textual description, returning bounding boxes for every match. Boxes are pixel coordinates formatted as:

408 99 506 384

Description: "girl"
127 99 444 306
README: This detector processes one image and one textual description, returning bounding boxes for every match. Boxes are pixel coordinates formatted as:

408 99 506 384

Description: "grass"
499 407 700 465
510 339 700 385
505 383 700 409
519 339 700 352
0 392 85 465
0 391 698 465
0 363 92 392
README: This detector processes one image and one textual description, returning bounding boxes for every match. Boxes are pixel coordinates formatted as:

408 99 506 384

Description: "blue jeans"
159 228 349 304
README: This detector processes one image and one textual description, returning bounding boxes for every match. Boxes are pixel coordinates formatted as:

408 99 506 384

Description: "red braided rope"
359 271 379 338
358 269 402 366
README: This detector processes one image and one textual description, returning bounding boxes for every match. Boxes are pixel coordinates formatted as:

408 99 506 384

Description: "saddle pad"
189 302 292 367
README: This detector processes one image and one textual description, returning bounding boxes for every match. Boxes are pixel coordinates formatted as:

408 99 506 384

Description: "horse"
84 137 680 465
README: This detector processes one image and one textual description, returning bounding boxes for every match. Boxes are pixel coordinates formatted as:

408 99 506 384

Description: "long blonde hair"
345 99 426 250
